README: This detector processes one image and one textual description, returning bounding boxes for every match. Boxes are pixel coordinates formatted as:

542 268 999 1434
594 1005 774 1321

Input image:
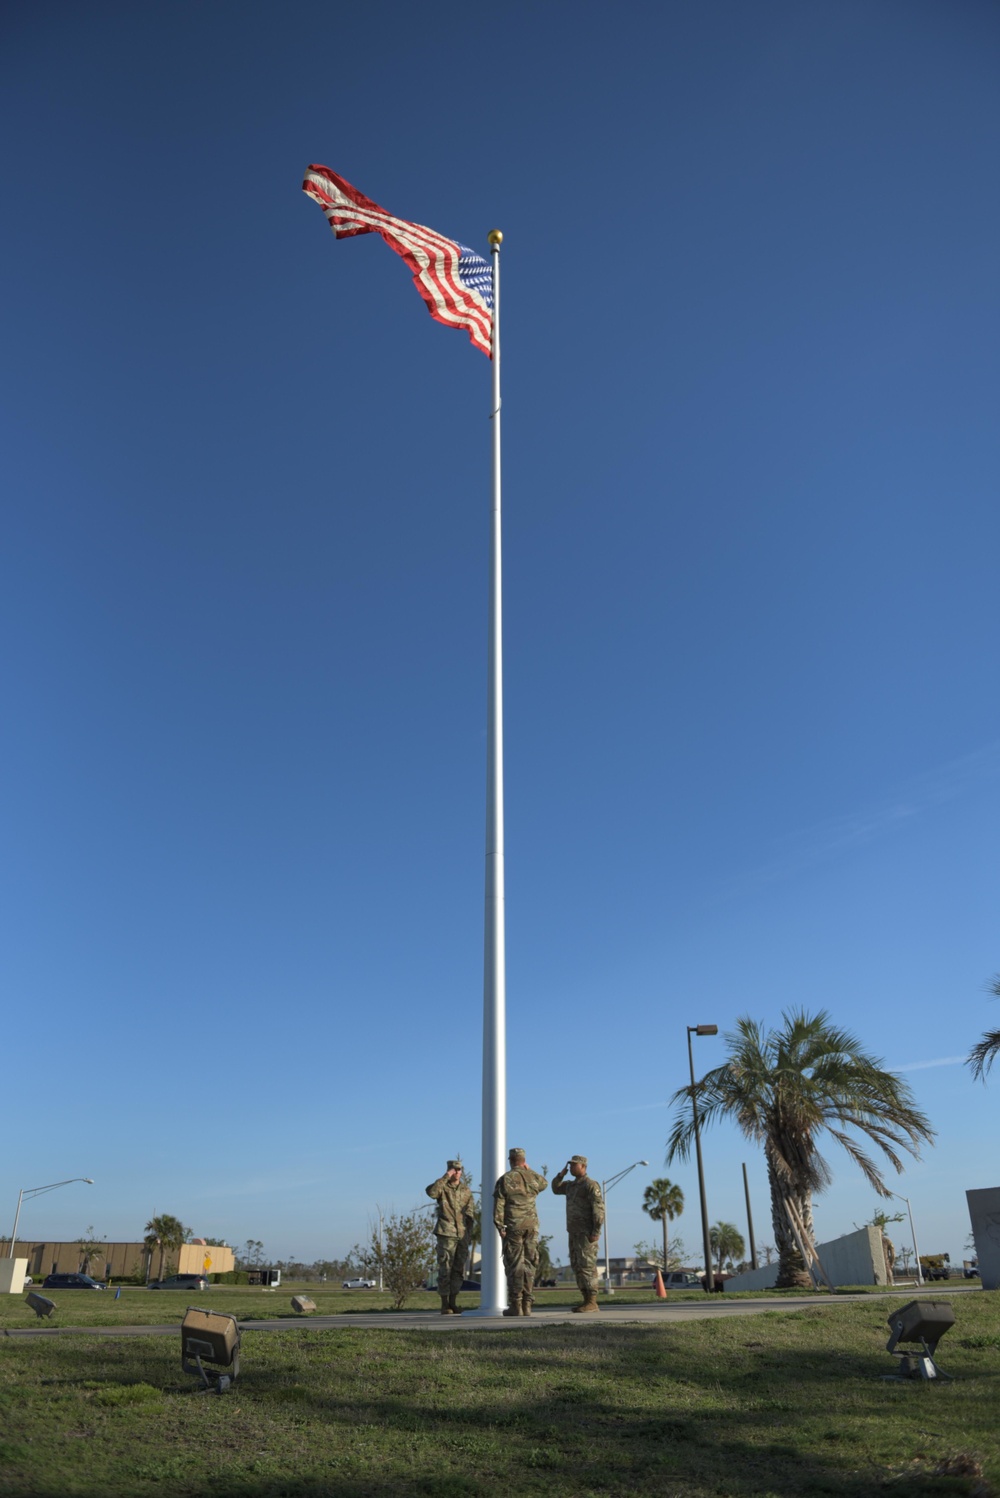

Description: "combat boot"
502 1298 522 1317
572 1290 600 1313
440 1295 454 1315
520 1290 533 1316
448 1294 463 1315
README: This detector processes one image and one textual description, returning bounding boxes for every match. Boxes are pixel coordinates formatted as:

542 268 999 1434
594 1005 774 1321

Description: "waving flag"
302 165 493 357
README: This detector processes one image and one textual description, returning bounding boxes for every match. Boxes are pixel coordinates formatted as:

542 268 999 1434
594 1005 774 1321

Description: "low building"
4 1240 235 1280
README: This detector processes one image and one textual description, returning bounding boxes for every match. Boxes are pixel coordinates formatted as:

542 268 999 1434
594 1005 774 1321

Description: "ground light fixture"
181 1306 241 1393
687 1024 718 1290
884 1299 955 1381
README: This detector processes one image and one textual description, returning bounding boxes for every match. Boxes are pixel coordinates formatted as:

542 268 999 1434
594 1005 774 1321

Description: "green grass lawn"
0 1284 761 1330
1 1292 998 1496
0 1282 935 1333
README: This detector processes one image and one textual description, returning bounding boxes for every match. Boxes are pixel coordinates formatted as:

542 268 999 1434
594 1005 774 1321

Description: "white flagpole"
475 228 507 1317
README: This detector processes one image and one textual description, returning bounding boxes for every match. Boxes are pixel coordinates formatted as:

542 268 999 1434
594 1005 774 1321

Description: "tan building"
5 1240 235 1280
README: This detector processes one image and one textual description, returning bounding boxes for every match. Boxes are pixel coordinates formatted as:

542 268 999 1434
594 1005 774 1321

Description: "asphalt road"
4 1286 976 1340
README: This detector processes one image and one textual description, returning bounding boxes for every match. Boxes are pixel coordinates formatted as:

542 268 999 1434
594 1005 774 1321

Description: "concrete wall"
724 1224 885 1292
723 1260 779 1291
820 1225 887 1287
967 1187 1000 1291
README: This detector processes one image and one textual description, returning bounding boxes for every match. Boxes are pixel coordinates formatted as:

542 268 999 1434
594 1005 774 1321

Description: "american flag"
302 165 493 358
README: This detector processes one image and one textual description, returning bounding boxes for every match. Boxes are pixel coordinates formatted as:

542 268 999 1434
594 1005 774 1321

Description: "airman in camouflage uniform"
493 1147 548 1316
551 1155 605 1312
426 1159 476 1314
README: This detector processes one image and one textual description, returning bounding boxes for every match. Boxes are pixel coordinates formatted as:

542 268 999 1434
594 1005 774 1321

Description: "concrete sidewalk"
3 1289 956 1340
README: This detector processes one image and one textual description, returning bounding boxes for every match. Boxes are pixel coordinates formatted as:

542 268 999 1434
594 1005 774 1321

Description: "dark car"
42 1273 105 1290
148 1274 209 1291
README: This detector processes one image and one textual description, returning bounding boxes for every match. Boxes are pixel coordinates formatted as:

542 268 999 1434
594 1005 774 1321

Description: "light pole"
742 1162 758 1270
687 1024 717 1291
374 1205 385 1293
887 1190 923 1287
8 1178 94 1257
600 1161 649 1295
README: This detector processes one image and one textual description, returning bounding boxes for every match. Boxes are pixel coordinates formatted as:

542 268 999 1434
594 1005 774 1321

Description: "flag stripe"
303 165 492 357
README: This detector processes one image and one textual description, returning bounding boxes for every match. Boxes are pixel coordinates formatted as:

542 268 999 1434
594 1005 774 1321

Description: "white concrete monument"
0 1259 28 1295
966 1187 1000 1291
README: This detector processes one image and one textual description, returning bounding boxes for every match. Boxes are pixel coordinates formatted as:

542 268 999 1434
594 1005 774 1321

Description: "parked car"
654 1271 703 1290
342 1277 377 1289
964 1259 980 1279
42 1273 105 1290
148 1274 208 1291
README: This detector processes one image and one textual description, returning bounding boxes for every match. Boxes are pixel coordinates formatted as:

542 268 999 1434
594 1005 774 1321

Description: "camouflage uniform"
551 1156 605 1310
493 1149 548 1315
426 1160 475 1313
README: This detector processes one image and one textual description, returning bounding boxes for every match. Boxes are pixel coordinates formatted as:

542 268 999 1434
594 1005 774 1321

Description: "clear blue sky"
2 0 997 1271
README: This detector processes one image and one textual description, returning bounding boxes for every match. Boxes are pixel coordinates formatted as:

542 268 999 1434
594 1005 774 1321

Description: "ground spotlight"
885 1299 955 1381
181 1306 240 1393
26 1292 55 1320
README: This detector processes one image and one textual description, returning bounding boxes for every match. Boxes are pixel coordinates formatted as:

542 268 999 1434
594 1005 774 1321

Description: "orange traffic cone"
654 1270 667 1299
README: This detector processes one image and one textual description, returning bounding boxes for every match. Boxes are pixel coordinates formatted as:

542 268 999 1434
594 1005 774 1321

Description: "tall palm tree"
641 1179 684 1272
144 1213 190 1282
709 1221 745 1274
665 1011 935 1289
967 975 1000 1082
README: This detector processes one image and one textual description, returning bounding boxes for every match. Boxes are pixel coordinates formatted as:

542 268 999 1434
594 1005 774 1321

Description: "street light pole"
687 1025 717 1292
8 1178 94 1258
600 1161 649 1295
887 1190 923 1287
375 1205 384 1293
742 1162 758 1270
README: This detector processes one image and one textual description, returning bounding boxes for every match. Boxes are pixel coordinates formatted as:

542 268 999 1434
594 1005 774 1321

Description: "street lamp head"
84 1179 94 1185
639 1160 649 1167
694 1024 718 1036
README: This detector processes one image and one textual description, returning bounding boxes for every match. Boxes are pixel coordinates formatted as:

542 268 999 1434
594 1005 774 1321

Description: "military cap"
570 1155 588 1166
508 1147 526 1162
447 1159 462 1171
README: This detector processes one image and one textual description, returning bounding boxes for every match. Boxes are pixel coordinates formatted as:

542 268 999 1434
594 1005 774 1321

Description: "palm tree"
144 1213 190 1282
641 1179 684 1272
967 975 1000 1081
665 1010 935 1289
709 1221 745 1274
76 1226 105 1276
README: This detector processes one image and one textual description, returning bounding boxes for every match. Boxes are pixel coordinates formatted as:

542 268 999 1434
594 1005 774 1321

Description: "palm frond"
670 1009 936 1217
968 1028 1000 1082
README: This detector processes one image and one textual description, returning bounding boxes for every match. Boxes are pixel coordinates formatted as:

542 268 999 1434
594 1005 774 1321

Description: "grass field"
1 1291 998 1496
0 1285 807 1331
0 1282 966 1332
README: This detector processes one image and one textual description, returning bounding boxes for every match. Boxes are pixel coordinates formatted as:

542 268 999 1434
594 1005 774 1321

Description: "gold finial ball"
487 229 503 247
